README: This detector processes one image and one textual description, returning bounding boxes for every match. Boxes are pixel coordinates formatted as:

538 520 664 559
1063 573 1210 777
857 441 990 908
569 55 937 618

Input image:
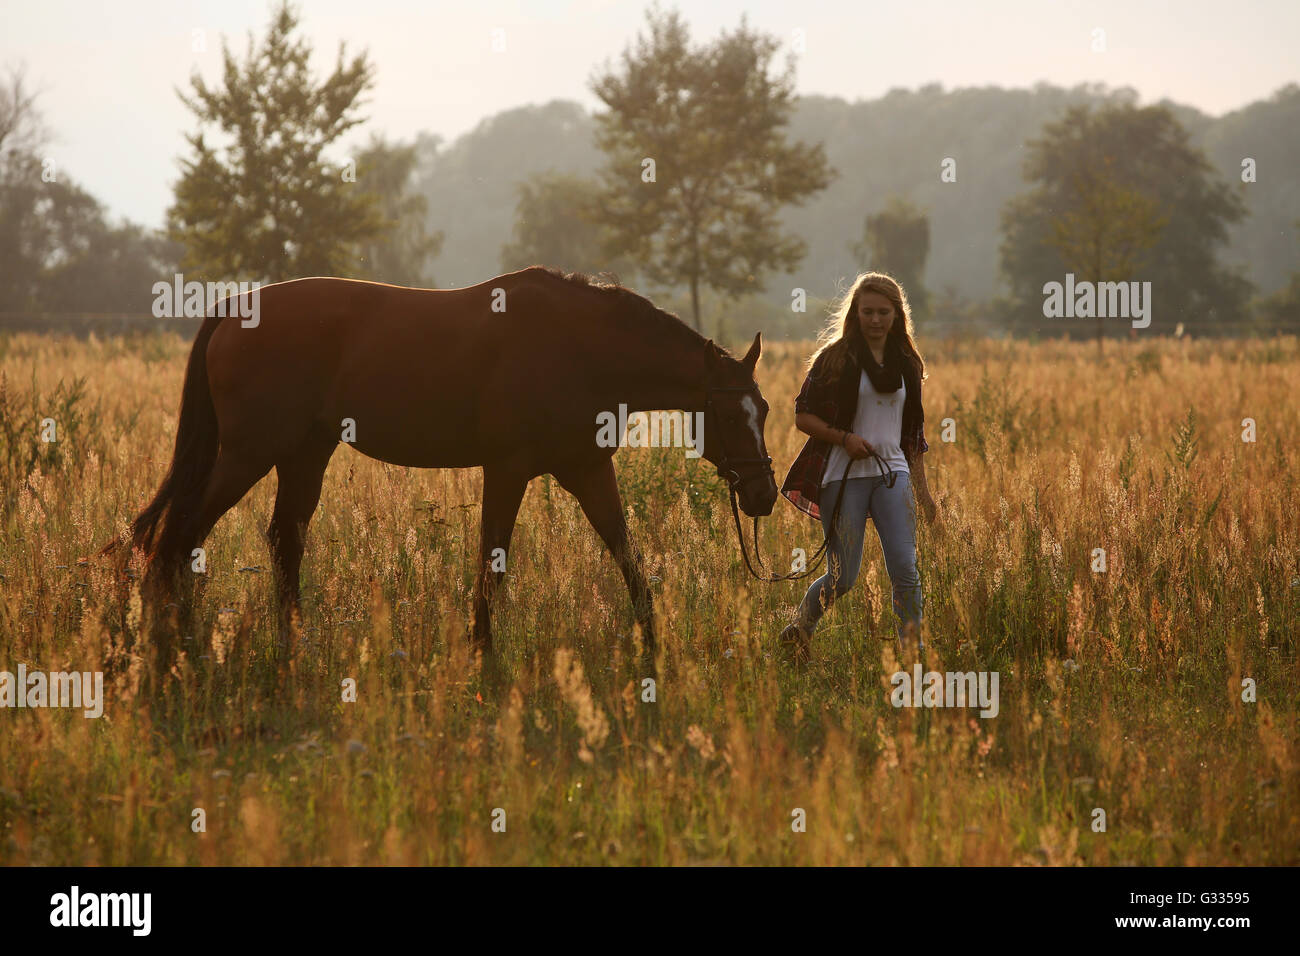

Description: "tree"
0 66 50 310
167 1 382 283
0 66 177 313
500 171 616 274
349 135 443 286
409 101 599 288
1000 102 1251 337
1256 218 1300 334
850 196 931 326
1044 162 1166 351
0 65 45 162
589 6 833 331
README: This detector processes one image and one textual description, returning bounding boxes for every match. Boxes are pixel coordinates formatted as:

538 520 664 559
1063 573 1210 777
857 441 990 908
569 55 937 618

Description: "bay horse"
105 267 778 658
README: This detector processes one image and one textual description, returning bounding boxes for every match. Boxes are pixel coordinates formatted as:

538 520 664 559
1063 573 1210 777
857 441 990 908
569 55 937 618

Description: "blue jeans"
795 472 924 645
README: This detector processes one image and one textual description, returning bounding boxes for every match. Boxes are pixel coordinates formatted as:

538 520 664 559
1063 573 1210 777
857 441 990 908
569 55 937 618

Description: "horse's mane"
531 266 737 357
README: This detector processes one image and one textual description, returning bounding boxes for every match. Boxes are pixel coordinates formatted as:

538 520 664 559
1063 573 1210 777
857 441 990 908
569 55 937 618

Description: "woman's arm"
795 411 847 446
795 412 872 459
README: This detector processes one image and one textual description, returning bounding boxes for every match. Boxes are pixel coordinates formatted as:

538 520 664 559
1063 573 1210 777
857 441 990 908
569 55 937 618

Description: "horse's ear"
705 338 722 371
742 332 762 372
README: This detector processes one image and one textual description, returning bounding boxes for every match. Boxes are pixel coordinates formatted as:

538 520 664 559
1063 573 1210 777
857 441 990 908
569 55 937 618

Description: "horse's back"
203 274 573 469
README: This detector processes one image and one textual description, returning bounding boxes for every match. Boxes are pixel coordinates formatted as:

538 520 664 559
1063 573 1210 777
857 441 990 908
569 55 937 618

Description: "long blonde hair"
807 272 926 382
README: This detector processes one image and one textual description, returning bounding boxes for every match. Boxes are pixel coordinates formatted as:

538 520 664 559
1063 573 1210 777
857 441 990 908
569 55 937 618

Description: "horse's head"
702 333 779 517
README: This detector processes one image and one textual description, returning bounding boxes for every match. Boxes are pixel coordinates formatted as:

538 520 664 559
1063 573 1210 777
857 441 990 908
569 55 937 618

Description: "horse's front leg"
556 458 656 657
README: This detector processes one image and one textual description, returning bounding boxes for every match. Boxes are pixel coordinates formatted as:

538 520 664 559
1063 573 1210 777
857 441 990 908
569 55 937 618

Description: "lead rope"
729 447 896 583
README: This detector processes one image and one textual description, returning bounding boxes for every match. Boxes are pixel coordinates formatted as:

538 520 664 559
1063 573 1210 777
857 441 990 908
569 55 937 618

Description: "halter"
702 381 775 492
702 342 896 583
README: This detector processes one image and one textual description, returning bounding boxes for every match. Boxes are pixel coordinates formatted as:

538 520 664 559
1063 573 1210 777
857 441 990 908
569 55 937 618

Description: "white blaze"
741 395 763 450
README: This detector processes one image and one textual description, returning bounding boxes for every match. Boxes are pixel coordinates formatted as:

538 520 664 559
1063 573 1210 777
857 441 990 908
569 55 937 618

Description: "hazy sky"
3 0 1296 228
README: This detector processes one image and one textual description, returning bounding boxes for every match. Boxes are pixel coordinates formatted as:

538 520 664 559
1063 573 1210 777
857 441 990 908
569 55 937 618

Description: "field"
0 330 1297 865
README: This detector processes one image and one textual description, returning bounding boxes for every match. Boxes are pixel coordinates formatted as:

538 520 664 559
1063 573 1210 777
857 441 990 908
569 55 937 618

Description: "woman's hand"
920 492 938 525
843 433 873 460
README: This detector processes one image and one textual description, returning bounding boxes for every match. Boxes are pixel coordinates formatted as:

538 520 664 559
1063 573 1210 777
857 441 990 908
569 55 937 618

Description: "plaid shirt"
780 349 928 521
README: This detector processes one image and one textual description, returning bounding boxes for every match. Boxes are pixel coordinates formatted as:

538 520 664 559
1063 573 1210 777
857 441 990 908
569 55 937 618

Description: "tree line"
2 2 1296 338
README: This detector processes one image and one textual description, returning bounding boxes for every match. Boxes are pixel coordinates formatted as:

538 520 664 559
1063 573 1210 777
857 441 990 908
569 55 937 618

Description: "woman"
778 272 936 661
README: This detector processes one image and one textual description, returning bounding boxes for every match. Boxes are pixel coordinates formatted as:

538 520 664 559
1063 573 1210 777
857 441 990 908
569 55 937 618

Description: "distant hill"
410 100 602 289
411 81 1300 325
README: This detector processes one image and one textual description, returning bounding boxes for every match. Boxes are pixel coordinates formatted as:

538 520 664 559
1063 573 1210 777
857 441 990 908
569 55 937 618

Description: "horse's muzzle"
734 468 778 518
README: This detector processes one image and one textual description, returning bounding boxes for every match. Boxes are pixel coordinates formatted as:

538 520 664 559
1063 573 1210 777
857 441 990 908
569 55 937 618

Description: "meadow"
0 330 1296 865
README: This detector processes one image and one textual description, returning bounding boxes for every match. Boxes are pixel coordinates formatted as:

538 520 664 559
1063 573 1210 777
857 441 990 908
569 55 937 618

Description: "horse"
102 267 779 660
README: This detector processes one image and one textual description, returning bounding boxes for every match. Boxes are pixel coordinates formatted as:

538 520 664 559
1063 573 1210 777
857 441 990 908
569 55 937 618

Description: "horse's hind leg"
185 449 275 561
148 448 272 672
556 458 655 656
267 435 337 650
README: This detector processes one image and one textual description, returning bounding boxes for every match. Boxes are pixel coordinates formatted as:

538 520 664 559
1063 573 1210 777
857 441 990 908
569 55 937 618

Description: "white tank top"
821 372 909 485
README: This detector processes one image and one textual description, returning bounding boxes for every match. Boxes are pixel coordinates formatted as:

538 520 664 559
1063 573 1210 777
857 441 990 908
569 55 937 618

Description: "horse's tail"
97 312 223 562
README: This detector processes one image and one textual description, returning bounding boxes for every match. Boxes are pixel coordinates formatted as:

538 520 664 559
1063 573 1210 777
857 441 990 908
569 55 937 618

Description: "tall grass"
0 331 1295 864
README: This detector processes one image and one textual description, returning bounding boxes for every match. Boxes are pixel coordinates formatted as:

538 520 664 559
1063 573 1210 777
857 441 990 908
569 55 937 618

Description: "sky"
3 0 1296 229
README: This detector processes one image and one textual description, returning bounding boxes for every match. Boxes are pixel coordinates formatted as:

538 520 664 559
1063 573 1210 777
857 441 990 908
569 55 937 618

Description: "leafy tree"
0 65 45 162
1201 83 1300 295
1255 218 1300 334
1045 162 1167 350
1000 102 1251 337
589 6 833 330
500 171 616 274
0 65 51 309
0 67 177 312
409 101 599 287
0 164 179 312
167 1 382 283
349 135 443 286
850 196 931 326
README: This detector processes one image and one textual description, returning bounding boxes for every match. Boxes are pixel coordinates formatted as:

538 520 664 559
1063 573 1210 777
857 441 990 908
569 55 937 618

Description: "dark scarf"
854 334 903 393
850 333 924 439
